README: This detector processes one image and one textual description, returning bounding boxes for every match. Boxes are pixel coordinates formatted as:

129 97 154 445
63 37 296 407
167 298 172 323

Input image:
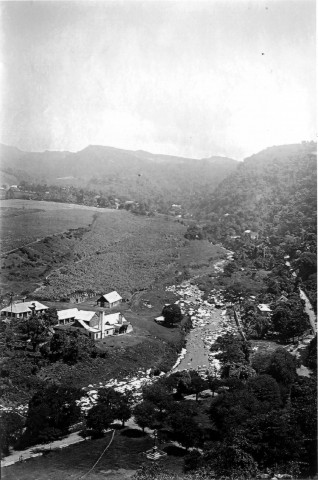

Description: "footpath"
1 432 86 467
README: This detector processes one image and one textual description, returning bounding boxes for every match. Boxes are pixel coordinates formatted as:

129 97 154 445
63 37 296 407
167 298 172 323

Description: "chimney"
119 313 123 324
99 311 104 338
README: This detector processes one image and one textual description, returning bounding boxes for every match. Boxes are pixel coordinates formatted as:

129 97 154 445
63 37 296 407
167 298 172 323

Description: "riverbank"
1 251 233 468
167 281 237 373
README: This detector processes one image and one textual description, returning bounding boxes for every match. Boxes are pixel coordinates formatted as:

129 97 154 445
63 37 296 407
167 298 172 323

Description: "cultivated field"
31 210 188 300
0 199 111 253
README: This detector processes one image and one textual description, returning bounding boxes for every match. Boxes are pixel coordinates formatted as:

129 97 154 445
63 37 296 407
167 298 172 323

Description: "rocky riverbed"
167 281 237 375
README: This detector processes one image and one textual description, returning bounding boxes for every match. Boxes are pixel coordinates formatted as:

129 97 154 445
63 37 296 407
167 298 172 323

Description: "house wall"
97 298 122 308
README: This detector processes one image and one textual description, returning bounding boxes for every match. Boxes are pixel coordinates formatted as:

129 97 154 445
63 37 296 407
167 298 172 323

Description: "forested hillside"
192 141 317 309
0 144 237 208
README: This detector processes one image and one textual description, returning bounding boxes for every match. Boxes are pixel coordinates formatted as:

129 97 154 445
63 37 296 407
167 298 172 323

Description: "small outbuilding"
257 304 272 317
154 316 165 324
97 291 122 309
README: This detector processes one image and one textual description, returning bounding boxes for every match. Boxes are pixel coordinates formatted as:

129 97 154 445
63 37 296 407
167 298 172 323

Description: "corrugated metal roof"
102 291 122 303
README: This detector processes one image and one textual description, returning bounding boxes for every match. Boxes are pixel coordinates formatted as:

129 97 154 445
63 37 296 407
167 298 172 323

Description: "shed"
97 291 122 309
155 316 165 324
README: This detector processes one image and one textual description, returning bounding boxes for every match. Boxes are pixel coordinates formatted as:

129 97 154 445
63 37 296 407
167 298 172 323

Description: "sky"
0 0 316 159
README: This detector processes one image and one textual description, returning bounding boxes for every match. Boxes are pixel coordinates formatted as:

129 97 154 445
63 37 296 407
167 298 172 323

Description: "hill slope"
0 144 238 206
194 141 317 307
196 142 317 231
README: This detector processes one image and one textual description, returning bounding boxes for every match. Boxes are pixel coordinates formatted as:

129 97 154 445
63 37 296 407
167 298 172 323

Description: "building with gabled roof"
75 310 97 323
97 291 122 309
57 308 79 325
1 301 49 319
257 304 272 317
55 309 132 340
76 311 132 339
277 295 288 303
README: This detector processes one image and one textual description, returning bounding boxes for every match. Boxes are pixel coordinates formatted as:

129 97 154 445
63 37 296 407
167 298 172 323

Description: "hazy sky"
0 0 316 159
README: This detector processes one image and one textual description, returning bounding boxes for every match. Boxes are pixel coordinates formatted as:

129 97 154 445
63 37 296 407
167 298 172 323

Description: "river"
167 281 237 373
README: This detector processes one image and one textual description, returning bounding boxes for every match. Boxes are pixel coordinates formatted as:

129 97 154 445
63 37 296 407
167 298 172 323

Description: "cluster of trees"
136 332 313 478
18 181 119 208
41 330 97 364
205 335 317 478
189 143 316 313
133 371 208 450
0 309 100 406
132 332 317 478
161 304 183 327
239 293 310 343
86 387 133 436
17 181 171 216
0 383 82 453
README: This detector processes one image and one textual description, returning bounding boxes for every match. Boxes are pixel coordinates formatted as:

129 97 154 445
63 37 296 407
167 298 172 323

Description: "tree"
207 375 223 397
41 307 58 327
184 225 205 240
98 387 122 408
251 352 272 375
0 411 25 456
112 390 133 427
221 362 256 380
290 377 317 476
48 330 97 363
168 411 202 450
272 299 308 343
189 371 208 401
212 333 251 367
161 304 182 327
133 401 156 433
210 387 262 435
305 334 317 370
247 374 281 408
296 252 317 281
142 382 172 413
18 315 47 352
204 434 258 479
267 347 297 387
19 384 81 447
86 404 115 436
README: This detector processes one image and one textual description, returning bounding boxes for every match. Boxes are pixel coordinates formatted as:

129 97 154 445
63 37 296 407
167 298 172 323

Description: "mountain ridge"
0 143 238 205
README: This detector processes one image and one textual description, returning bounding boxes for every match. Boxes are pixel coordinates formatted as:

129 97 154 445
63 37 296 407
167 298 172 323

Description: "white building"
1 301 49 319
55 309 132 340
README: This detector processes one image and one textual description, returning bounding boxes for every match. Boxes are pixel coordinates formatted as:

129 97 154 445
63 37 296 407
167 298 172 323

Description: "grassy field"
2 429 185 479
0 199 106 253
36 299 189 390
1 200 225 403
0 200 225 300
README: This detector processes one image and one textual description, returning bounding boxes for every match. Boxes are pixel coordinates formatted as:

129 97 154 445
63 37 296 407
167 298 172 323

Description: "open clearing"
0 199 110 253
2 429 184 479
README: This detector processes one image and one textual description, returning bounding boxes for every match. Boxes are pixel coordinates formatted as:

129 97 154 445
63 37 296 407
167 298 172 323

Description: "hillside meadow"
0 199 112 253
0 199 225 299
